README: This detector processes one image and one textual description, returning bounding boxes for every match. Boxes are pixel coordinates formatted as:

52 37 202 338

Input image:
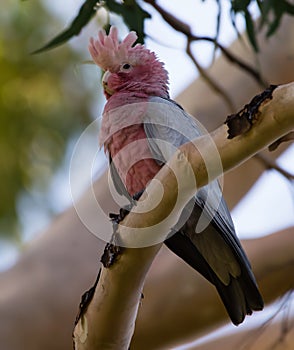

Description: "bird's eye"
121 63 132 71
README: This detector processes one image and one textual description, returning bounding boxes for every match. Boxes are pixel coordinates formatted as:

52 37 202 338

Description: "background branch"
255 153 294 181
185 300 294 350
186 39 235 112
132 227 294 349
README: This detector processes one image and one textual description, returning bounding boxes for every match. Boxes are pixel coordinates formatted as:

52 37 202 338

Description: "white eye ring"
121 63 132 71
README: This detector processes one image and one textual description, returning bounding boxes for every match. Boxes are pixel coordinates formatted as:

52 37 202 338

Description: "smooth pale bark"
73 83 294 349
1 18 293 350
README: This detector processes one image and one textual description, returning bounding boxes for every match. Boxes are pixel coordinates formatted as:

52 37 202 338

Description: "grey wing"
109 155 133 202
144 97 263 325
144 96 235 236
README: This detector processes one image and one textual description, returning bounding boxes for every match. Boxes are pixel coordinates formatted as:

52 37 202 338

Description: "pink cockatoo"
88 27 263 325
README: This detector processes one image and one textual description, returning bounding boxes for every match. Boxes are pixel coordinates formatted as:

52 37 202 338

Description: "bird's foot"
103 191 144 268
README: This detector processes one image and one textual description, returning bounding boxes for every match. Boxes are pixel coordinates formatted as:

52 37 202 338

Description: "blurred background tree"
0 0 95 243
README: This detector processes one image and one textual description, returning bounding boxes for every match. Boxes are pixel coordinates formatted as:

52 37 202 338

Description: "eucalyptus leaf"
266 0 294 37
231 0 252 13
32 0 97 54
105 0 151 43
244 9 258 51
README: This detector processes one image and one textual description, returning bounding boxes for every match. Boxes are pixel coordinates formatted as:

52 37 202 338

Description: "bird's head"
89 27 169 99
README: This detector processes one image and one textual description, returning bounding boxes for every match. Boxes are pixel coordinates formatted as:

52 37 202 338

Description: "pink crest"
89 26 138 71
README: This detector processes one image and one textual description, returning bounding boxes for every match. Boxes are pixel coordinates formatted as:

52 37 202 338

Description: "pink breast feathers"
105 124 162 196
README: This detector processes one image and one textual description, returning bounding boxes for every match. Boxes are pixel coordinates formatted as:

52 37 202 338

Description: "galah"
88 26 263 325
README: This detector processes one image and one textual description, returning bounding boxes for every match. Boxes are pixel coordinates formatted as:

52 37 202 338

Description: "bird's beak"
102 71 114 98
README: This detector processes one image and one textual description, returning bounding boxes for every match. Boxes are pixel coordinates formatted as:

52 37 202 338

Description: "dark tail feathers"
165 232 264 325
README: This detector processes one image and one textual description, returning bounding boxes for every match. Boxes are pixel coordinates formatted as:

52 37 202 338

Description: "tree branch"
186 39 235 112
73 82 294 349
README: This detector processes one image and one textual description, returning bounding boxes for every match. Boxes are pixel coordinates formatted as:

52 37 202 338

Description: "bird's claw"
103 191 144 268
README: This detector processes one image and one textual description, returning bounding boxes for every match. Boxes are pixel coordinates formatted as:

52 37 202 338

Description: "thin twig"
270 291 293 349
186 39 235 112
144 0 268 88
240 291 293 350
212 0 222 63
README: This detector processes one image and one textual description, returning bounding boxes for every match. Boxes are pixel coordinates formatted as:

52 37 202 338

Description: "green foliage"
258 0 294 37
230 0 294 51
33 0 151 53
31 1 294 56
32 0 97 54
105 0 151 43
0 1 93 238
